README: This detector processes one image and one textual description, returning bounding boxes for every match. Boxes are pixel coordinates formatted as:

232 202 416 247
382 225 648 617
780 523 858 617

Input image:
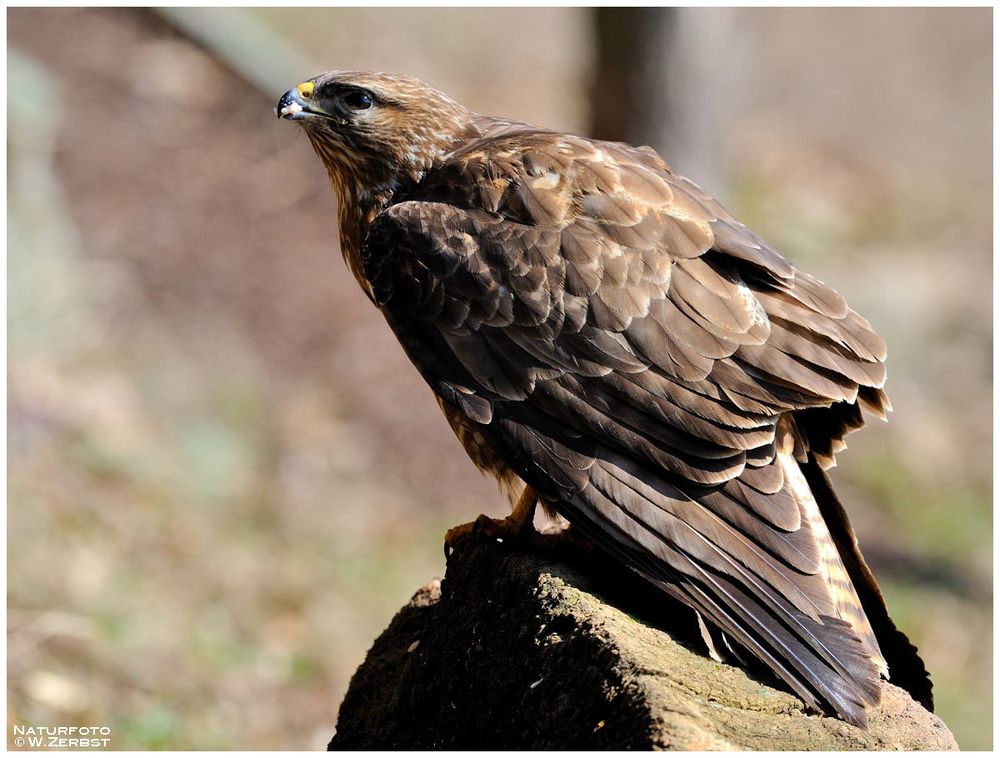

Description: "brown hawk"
276 72 931 727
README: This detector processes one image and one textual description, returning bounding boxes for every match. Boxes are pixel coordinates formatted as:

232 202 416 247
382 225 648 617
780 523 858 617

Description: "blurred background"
7 7 991 750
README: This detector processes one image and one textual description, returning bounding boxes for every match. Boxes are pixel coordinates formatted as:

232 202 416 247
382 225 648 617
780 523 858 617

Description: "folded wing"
363 130 929 724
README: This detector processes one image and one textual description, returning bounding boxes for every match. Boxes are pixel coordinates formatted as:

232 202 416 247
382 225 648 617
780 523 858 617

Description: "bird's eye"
342 90 374 111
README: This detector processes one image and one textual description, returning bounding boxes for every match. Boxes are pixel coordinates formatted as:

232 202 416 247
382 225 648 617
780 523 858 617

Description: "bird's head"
276 71 471 196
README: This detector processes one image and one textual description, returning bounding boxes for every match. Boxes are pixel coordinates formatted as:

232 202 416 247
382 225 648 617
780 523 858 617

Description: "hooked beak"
275 81 325 121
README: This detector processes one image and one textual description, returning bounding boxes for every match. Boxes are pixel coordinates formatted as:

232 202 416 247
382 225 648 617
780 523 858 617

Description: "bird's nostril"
296 81 315 99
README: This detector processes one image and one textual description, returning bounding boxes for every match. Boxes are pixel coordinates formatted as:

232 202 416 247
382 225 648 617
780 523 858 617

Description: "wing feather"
361 127 924 724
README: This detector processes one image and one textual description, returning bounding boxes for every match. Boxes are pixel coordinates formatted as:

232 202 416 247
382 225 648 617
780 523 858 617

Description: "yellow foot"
444 486 538 558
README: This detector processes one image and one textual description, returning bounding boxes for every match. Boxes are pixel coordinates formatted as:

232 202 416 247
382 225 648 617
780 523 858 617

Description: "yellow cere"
296 82 315 98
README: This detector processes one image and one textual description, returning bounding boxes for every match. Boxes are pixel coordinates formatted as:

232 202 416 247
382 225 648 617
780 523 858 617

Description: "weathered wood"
331 538 956 750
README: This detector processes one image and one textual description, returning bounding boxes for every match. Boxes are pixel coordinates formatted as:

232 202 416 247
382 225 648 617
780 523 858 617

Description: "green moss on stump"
330 540 956 750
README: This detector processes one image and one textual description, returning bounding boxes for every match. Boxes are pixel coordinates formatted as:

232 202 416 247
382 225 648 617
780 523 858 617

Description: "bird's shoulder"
407 121 714 230
384 121 797 292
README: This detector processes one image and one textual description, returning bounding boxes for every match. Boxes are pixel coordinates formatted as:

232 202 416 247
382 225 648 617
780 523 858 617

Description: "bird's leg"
503 484 540 536
444 486 538 557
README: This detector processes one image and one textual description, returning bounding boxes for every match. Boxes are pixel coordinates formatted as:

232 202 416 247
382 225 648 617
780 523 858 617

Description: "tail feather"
564 484 882 728
674 572 880 727
779 451 888 675
802 457 934 711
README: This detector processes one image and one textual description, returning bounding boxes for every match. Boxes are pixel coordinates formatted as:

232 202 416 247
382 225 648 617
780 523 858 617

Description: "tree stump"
330 538 956 750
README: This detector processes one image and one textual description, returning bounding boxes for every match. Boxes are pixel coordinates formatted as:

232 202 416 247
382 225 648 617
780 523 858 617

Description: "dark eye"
342 90 374 111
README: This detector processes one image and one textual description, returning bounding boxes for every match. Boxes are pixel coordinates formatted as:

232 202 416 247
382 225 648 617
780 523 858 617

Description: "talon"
472 513 495 538
444 514 493 559
442 487 542 557
444 519 477 557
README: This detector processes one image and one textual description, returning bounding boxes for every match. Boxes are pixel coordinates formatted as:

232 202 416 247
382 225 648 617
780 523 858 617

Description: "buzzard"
276 72 931 727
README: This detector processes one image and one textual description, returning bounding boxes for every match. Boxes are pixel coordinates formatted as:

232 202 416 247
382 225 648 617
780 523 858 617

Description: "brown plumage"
276 71 931 727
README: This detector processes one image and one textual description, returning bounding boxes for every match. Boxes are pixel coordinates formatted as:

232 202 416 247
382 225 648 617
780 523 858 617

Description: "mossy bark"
331 539 956 750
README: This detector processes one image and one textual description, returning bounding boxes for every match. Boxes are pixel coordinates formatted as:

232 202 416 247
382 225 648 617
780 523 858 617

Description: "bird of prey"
276 71 931 727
